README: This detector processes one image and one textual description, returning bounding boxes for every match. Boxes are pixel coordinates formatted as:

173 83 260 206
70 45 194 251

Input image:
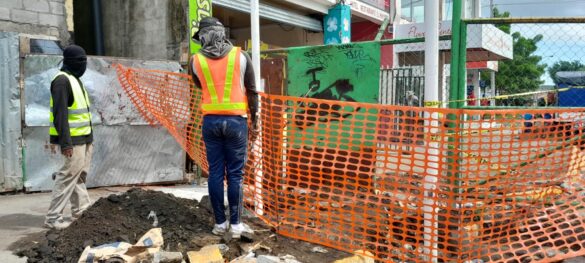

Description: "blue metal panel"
558 87 585 107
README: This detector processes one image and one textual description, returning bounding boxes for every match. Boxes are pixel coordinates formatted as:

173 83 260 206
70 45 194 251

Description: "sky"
484 0 585 85
402 0 585 85
480 0 585 18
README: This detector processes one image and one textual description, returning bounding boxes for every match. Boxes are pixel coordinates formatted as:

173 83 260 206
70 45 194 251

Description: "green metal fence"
451 15 585 109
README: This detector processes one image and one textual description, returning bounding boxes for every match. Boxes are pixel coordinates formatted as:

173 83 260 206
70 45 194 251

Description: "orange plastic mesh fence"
116 64 585 263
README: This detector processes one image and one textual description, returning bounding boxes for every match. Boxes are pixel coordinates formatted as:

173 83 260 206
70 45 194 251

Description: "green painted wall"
286 42 381 150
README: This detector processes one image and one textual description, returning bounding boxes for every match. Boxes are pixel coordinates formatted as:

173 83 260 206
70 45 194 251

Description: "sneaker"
44 220 71 230
229 223 254 239
212 221 228 236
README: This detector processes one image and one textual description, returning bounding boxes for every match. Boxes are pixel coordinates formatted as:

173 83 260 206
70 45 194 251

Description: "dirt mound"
14 188 350 263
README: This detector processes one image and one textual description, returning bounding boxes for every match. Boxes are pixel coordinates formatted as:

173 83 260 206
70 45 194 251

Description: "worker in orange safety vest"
190 17 258 239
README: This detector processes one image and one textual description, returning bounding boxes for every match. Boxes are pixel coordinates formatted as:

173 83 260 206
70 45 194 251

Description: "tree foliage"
481 8 546 98
548 60 585 85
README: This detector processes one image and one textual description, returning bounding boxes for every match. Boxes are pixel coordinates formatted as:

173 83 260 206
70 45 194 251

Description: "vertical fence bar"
450 0 463 109
458 21 468 108
448 0 464 262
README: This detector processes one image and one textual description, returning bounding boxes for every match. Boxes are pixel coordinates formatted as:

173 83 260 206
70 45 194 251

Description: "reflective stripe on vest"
193 47 247 115
49 71 92 136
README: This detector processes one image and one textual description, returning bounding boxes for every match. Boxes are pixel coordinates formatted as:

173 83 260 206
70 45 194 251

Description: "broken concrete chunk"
153 251 184 263
187 245 223 263
222 231 233 243
190 234 222 248
281 254 302 263
216 244 230 254
257 255 281 263
311 246 328 253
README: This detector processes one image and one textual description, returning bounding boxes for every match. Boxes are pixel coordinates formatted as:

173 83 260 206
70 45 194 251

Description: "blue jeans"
202 115 248 225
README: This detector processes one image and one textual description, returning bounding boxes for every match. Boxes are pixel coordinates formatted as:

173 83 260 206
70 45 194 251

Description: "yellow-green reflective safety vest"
49 71 92 136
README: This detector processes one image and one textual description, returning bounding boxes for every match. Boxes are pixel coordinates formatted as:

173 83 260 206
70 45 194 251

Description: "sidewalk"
0 184 207 263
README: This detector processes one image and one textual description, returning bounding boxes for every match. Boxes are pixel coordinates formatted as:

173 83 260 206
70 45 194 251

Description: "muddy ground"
11 188 350 263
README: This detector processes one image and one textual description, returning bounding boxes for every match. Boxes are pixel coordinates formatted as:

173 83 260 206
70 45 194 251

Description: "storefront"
209 0 391 50
210 0 325 49
394 21 513 104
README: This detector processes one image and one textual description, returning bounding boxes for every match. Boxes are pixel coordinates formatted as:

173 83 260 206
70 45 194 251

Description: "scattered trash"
78 228 163 263
147 211 159 227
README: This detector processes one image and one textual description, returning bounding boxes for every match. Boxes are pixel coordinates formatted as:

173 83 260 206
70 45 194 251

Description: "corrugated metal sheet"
23 55 185 191
0 32 23 192
23 126 185 191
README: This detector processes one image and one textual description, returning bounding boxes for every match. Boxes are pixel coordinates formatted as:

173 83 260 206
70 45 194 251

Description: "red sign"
352 21 393 67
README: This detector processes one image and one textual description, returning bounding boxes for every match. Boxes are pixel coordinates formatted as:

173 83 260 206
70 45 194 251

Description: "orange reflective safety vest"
192 47 248 116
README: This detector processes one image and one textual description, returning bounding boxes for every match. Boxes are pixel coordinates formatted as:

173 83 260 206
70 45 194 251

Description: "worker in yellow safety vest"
190 17 258 239
45 45 93 230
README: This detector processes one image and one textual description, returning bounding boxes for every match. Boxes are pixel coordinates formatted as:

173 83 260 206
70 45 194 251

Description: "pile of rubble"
14 188 356 263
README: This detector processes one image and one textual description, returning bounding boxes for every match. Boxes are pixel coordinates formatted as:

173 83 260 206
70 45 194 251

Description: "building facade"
0 0 70 44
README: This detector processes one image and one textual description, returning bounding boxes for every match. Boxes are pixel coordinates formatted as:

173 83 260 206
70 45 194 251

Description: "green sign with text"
189 0 212 55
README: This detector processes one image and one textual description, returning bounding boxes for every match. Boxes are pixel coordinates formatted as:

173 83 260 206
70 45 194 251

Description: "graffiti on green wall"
189 0 212 55
287 41 380 101
286 42 381 150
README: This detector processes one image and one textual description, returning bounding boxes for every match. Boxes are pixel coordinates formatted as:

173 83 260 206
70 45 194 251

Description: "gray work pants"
45 143 93 223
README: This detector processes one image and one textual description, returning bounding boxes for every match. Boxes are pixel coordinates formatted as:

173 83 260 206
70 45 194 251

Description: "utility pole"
490 0 496 105
423 0 440 261
250 0 263 216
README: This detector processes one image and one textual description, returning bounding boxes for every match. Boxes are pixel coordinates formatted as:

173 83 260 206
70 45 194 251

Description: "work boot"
229 223 254 239
44 219 71 230
212 221 228 236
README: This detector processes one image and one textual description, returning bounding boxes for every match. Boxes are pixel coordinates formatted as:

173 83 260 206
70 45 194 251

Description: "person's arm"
242 52 258 124
51 76 73 154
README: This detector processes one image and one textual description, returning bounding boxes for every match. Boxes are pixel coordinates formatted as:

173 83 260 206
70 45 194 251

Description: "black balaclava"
61 45 87 78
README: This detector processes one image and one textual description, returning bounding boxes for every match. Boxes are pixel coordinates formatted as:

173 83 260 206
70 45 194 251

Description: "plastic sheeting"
0 32 23 192
556 71 585 86
23 55 185 191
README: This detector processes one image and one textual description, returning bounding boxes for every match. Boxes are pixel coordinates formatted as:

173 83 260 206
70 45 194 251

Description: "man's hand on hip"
249 115 260 142
62 147 73 157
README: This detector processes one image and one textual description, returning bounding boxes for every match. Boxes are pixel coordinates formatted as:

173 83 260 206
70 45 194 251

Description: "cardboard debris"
78 228 164 263
333 250 375 263
187 244 224 263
